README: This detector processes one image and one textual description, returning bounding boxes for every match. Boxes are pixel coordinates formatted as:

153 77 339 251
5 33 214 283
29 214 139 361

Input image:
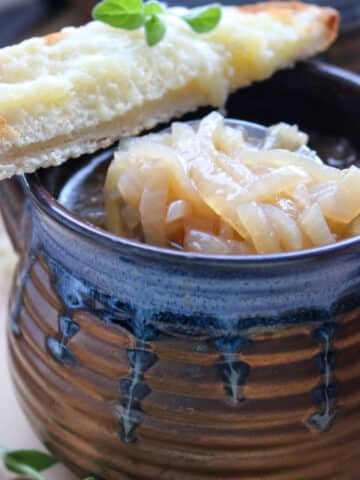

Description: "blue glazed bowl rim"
23 61 360 266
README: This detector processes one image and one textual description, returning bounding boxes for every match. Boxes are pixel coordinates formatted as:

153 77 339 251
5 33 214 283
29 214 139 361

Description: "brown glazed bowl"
1 61 360 479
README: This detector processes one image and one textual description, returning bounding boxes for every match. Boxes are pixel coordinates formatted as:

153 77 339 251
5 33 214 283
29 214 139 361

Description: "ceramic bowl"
1 61 360 479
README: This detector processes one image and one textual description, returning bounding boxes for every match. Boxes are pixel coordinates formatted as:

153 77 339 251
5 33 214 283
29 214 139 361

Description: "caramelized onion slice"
104 111 360 254
184 229 232 255
139 166 169 246
237 202 281 254
166 200 192 224
263 205 303 251
299 203 336 247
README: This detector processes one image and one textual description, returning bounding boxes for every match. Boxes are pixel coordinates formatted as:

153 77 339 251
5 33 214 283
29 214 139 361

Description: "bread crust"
0 116 18 141
43 32 65 46
238 2 339 44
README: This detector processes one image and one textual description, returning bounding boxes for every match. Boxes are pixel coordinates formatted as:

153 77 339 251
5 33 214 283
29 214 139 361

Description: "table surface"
0 9 359 480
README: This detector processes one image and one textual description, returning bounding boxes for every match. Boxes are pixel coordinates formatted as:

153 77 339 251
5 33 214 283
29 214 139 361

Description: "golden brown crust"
0 116 18 140
238 1 340 44
238 2 339 44
43 32 64 46
238 1 310 14
323 7 340 44
0 118 8 141
0 116 7 132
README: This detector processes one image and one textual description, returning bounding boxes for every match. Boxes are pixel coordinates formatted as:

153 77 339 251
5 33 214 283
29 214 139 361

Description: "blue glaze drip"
127 349 158 371
116 339 157 443
214 336 251 404
308 322 339 432
41 256 350 440
116 400 144 444
46 260 87 365
214 335 252 353
47 337 77 366
44 257 160 442
120 378 152 401
59 316 80 339
115 307 159 442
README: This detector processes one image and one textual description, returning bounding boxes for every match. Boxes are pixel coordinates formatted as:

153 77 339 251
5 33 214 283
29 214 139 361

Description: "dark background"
0 0 359 72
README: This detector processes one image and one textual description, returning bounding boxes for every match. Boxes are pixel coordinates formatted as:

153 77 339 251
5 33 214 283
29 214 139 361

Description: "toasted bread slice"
0 2 338 179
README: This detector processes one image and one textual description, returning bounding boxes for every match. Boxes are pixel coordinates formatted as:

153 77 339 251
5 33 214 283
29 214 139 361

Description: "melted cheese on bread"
0 2 338 179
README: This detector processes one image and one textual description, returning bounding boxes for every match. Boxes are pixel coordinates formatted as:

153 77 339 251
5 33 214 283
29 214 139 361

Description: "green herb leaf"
3 450 57 480
145 15 166 46
144 1 164 16
93 0 222 46
183 4 222 33
93 0 145 30
5 462 45 480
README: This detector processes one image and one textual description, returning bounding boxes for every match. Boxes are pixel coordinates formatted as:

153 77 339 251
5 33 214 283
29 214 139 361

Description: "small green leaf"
93 0 145 30
144 1 164 16
145 15 166 46
6 462 45 480
95 0 143 13
3 450 57 479
183 4 222 33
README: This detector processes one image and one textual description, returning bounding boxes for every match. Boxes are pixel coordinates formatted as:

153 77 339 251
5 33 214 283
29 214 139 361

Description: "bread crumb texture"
0 3 338 179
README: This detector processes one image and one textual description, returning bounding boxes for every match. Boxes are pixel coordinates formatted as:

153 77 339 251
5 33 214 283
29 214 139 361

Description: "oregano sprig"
93 0 222 46
0 447 98 480
145 13 166 46
0 448 57 480
182 4 222 33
